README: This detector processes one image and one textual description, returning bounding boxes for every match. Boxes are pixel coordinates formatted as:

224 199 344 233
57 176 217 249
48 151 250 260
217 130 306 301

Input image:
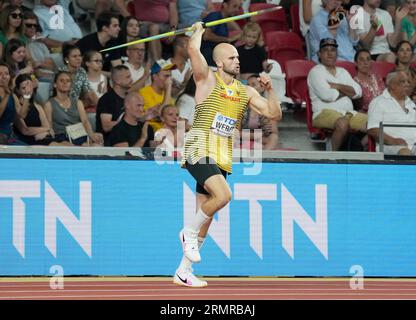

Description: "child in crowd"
236 22 272 80
154 104 184 153
83 50 108 130
84 50 108 101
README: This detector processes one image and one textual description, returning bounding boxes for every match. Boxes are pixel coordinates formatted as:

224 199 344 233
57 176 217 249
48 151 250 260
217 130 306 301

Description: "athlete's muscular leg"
201 174 232 217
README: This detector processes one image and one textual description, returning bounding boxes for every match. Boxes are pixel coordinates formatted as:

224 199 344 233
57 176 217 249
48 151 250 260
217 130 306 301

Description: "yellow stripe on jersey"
181 72 249 173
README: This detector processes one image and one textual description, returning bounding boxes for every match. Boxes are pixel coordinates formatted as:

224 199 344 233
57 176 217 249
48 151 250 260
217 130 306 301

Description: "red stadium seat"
335 60 357 77
127 1 135 16
284 59 316 104
235 8 247 28
249 3 289 40
290 4 301 37
284 59 330 141
266 31 305 73
371 61 395 82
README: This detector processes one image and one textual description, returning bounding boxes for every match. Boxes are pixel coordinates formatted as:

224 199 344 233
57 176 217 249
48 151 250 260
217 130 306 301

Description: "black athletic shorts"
185 157 228 195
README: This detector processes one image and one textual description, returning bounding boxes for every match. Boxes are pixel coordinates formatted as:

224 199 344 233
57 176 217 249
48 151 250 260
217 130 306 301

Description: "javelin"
100 5 282 53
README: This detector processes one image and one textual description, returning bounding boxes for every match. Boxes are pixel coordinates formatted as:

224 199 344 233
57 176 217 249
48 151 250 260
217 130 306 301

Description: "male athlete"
174 22 282 288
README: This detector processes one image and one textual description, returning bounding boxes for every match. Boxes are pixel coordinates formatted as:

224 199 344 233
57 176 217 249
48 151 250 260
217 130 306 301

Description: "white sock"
178 237 206 272
198 237 205 249
188 208 210 233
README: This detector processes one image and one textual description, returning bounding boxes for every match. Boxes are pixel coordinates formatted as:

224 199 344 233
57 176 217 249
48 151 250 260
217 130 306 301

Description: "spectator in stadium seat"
96 65 132 145
154 104 184 151
393 40 416 101
368 71 416 155
201 0 243 67
309 0 359 63
177 0 214 28
139 59 176 132
0 63 25 145
3 39 37 86
237 22 272 80
307 38 366 151
353 48 385 113
132 0 179 61
166 35 192 97
83 50 108 131
76 0 128 19
124 42 151 92
84 51 108 101
34 0 82 50
400 0 416 47
59 44 99 111
300 0 322 37
108 91 156 147
76 12 122 73
44 71 103 146
22 11 56 83
356 0 406 63
0 5 27 60
381 0 401 18
2 0 31 12
117 16 141 61
300 0 322 58
13 73 64 145
175 74 195 131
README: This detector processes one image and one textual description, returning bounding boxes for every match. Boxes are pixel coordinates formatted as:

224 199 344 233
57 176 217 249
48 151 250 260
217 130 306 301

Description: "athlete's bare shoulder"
243 84 259 100
194 69 217 104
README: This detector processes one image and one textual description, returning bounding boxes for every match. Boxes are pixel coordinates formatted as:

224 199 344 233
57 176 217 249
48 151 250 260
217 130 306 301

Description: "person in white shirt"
357 0 407 63
167 35 192 97
176 75 196 131
367 71 416 155
300 0 325 58
307 38 366 150
124 42 151 92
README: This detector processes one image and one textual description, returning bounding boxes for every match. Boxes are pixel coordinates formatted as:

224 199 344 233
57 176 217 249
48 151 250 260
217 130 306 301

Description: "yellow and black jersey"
181 72 249 173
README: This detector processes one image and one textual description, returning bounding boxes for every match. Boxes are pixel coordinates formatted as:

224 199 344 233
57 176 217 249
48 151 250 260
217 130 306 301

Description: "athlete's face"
221 48 240 77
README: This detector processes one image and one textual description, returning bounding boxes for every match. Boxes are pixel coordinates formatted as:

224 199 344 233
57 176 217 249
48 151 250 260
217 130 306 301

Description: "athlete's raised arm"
188 22 211 83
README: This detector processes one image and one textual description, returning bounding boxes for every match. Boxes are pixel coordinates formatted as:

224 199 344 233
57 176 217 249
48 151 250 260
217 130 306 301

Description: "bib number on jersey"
211 112 237 137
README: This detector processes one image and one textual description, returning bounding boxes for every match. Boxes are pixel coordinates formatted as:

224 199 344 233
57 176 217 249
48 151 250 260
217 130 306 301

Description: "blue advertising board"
0 158 415 277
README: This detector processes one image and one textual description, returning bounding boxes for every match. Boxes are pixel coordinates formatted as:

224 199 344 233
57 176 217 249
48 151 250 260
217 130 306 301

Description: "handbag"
65 122 89 144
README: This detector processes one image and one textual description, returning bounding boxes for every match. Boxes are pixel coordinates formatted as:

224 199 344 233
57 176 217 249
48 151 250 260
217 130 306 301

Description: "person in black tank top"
13 74 58 145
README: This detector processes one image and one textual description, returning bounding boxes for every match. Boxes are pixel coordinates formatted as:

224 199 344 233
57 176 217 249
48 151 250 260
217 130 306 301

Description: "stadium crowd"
0 0 414 155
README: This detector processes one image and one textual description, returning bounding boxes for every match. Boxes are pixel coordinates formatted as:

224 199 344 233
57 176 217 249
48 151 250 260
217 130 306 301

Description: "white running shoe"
173 268 208 288
179 228 201 263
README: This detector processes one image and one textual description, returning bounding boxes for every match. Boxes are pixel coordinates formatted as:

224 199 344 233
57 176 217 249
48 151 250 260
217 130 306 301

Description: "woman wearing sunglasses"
0 6 27 60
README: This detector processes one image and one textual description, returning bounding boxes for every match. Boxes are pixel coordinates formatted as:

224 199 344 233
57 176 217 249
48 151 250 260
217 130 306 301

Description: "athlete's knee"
213 189 232 209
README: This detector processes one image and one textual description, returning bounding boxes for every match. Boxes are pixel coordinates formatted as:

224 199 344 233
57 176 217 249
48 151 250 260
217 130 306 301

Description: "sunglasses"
92 59 103 63
25 23 38 29
10 13 23 19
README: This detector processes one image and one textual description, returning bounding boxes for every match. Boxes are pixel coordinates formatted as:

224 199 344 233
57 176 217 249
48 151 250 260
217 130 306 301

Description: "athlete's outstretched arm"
246 74 282 121
188 22 210 83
